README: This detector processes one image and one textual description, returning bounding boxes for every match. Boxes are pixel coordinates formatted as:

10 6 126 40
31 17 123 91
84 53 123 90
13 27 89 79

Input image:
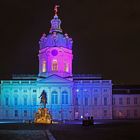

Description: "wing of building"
0 7 140 121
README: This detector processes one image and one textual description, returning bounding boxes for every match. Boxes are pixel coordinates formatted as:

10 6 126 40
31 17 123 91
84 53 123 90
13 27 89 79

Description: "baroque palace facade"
0 7 140 121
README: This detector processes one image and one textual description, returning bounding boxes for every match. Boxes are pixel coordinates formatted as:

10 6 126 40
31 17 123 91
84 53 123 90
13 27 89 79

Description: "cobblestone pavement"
0 120 140 140
0 130 49 140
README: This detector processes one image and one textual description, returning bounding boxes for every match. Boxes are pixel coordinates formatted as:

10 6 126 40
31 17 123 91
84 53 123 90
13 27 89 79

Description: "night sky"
0 0 140 84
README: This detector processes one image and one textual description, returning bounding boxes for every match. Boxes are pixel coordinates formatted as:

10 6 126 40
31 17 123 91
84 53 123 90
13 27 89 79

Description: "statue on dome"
54 5 59 16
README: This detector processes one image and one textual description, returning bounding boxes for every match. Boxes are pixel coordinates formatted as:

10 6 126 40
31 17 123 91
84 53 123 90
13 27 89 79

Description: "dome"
39 32 73 49
39 13 73 50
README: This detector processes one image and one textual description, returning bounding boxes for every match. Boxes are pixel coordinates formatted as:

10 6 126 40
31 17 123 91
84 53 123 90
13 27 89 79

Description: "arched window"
5 97 9 106
14 97 18 106
14 110 18 117
24 110 28 117
32 96 36 106
52 60 58 71
62 91 68 104
85 97 88 106
64 63 69 72
23 97 27 106
104 97 107 106
42 60 46 72
51 91 58 104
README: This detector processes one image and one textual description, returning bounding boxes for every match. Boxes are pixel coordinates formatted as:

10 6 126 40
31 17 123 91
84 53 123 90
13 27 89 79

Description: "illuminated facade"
0 7 139 121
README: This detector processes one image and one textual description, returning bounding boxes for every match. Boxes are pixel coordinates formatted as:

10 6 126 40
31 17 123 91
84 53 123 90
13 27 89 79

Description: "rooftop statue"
54 5 59 16
39 5 73 49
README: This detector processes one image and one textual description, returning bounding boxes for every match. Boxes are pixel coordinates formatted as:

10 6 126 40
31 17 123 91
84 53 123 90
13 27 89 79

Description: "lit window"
64 63 69 72
127 97 130 104
104 97 107 106
134 97 138 104
24 110 28 117
62 91 68 104
51 91 58 104
15 110 18 117
52 60 58 71
76 89 79 92
42 60 46 72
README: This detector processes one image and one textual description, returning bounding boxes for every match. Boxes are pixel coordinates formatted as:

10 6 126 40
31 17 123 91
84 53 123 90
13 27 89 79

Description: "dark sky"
0 0 140 84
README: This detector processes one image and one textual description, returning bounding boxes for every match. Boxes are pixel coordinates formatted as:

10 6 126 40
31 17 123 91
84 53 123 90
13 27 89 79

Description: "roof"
113 84 140 94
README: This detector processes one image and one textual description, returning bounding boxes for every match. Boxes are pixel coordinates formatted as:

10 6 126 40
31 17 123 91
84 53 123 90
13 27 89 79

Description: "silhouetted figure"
39 90 47 108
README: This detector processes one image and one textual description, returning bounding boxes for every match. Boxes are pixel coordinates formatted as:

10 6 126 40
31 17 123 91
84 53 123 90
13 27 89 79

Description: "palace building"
0 7 140 121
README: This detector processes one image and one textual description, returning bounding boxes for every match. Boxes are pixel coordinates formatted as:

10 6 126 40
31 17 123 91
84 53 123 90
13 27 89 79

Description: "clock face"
51 49 58 56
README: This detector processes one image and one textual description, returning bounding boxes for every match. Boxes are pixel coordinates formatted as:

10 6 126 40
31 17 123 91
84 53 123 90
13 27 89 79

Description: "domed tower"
38 5 73 79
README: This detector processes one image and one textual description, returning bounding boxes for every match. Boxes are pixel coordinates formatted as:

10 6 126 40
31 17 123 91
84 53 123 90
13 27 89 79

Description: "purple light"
51 49 58 56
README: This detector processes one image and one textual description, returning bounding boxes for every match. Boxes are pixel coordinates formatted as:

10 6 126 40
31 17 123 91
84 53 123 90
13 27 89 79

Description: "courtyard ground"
0 120 140 140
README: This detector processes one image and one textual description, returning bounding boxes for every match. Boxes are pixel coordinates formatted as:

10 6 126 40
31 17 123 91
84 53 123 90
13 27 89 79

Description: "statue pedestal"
34 108 52 124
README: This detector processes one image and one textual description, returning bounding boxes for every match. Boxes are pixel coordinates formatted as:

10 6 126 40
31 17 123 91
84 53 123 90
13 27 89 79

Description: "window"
33 110 36 116
104 97 107 106
62 91 68 104
5 110 8 117
134 97 138 104
134 110 138 117
14 97 18 106
113 98 115 105
15 110 18 117
119 98 123 105
104 110 107 116
51 91 58 104
14 90 18 92
52 60 58 71
85 97 88 106
94 97 97 105
42 60 46 72
127 97 130 104
127 110 130 117
104 89 108 92
5 97 9 106
64 63 69 72
24 110 27 117
94 89 98 92
75 97 78 105
33 90 36 92
33 97 36 106
24 97 27 106
23 90 27 92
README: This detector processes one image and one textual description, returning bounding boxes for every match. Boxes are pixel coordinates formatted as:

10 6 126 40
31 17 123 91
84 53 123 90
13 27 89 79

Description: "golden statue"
34 90 52 124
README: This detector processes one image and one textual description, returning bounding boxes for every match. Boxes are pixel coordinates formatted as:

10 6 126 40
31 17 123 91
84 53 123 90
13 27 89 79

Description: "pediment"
37 74 73 84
